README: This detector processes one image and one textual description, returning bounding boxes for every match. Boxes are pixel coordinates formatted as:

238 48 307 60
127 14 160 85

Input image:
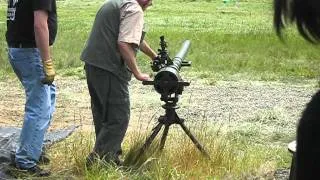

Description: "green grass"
0 0 320 81
46 123 291 179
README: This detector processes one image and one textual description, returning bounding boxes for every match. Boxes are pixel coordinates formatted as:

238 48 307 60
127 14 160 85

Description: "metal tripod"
135 100 210 160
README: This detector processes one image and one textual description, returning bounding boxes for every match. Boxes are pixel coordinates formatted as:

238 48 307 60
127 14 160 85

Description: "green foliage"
0 0 319 81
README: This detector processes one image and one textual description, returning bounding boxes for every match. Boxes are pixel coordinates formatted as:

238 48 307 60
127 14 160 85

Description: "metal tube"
171 40 191 71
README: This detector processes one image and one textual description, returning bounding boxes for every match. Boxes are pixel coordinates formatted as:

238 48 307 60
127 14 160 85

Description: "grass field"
1 0 320 81
0 0 319 179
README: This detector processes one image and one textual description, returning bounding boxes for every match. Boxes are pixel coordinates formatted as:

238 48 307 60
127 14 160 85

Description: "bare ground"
0 76 318 134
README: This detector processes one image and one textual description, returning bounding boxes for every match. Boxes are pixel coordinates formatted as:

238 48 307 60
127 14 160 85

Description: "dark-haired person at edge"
274 0 320 179
80 0 157 166
6 0 57 177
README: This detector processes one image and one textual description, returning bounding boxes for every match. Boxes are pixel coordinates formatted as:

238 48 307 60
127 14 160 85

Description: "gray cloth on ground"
0 126 77 179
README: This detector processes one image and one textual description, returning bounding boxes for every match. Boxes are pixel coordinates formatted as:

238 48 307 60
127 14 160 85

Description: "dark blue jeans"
8 48 56 169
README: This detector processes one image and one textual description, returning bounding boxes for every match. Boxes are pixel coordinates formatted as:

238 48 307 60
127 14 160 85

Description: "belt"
8 42 37 48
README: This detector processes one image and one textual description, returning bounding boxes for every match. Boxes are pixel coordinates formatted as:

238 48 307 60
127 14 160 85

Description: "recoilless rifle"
135 36 210 160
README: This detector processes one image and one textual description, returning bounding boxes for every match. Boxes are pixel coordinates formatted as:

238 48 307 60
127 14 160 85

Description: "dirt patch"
0 76 318 133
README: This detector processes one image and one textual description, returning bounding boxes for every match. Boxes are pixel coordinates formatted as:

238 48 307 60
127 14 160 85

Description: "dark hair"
274 0 320 43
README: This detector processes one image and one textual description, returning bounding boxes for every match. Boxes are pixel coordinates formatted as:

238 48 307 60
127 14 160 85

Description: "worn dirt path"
0 76 318 134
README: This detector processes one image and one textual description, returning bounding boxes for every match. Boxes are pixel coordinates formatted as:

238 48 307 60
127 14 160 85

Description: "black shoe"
86 152 123 168
26 165 51 177
10 152 50 165
8 165 51 177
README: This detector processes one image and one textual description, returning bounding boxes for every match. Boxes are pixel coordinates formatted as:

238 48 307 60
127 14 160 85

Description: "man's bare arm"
140 40 157 60
34 10 55 84
34 10 50 61
118 41 150 81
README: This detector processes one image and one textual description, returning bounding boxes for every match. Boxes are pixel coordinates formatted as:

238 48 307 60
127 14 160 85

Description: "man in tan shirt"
80 0 157 166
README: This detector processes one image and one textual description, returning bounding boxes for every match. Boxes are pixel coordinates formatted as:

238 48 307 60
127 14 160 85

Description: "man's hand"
151 55 162 72
134 72 150 81
42 59 56 84
153 55 160 61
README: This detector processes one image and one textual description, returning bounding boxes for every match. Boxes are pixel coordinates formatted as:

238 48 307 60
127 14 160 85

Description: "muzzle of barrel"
153 40 191 94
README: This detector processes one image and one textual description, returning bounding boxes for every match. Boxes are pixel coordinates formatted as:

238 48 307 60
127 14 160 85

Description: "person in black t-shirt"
274 0 320 179
6 0 57 176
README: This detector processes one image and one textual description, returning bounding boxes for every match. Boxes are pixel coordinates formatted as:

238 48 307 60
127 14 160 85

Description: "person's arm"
118 41 150 81
34 10 55 84
140 40 157 61
118 2 149 81
34 10 50 61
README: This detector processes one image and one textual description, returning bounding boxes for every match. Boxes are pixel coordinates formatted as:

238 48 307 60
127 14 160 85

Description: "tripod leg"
179 121 210 158
160 125 170 150
135 122 163 161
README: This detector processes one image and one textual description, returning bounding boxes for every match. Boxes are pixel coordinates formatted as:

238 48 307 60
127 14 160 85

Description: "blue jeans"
8 48 56 169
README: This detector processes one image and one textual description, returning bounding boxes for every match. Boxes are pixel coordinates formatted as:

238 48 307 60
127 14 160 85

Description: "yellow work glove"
42 59 56 85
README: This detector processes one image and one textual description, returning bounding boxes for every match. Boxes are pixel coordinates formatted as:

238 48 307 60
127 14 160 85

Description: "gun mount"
134 36 209 163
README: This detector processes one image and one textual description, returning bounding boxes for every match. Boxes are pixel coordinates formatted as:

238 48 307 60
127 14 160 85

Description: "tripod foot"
133 123 163 163
179 121 210 159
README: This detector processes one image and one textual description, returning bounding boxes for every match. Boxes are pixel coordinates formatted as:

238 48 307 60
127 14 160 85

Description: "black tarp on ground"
0 126 77 179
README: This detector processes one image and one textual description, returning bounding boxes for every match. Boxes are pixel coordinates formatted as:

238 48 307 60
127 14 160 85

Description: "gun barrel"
171 40 191 71
154 40 191 95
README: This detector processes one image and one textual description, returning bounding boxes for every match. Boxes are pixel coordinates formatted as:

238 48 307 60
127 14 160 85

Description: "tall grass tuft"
47 120 289 179
48 130 94 176
122 134 160 170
